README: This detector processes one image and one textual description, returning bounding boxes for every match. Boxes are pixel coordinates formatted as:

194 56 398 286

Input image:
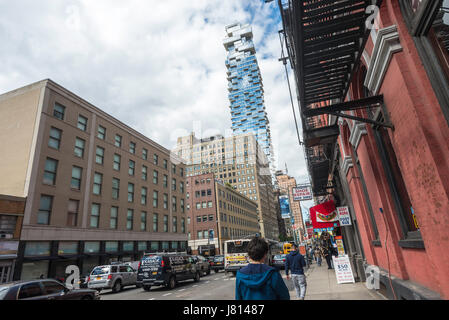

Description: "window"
153 213 158 232
93 172 103 195
163 175 168 188
142 165 148 181
129 160 135 176
153 191 158 208
172 178 176 191
115 134 122 147
48 127 62 150
208 214 214 221
53 103 66 120
127 209 134 230
110 207 118 229
74 138 85 158
196 203 201 210
172 196 177 212
180 199 185 213
180 168 184 177
163 215 168 232
153 154 159 165
113 154 121 171
129 142 136 154
90 203 100 228
202 202 207 209
37 195 53 225
207 189 212 196
172 164 176 174
43 158 58 185
172 216 177 233
97 125 106 140
141 187 147 205
180 182 184 194
67 200 79 227
153 170 159 184
18 283 43 299
128 183 134 202
163 159 168 169
181 218 185 233
197 216 201 223
141 211 147 231
42 281 66 295
163 194 168 210
77 115 88 131
207 201 213 208
142 148 148 160
95 146 104 165
197 231 203 239
202 215 207 222
71 166 82 190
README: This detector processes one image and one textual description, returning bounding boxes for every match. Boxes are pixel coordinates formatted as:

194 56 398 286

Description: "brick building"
278 0 449 299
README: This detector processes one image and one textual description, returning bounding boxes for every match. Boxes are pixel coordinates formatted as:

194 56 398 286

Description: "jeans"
316 256 322 266
291 274 307 299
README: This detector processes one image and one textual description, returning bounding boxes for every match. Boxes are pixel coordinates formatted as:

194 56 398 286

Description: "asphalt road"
100 269 292 300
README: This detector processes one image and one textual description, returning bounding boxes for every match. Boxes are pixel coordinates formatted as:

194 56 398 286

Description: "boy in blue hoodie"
235 237 290 300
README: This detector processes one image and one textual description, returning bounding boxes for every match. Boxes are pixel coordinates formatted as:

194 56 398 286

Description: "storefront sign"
337 206 352 226
335 236 345 256
292 186 313 201
0 241 19 255
332 255 355 284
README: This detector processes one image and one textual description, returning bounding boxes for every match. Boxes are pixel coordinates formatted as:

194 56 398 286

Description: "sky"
0 0 314 211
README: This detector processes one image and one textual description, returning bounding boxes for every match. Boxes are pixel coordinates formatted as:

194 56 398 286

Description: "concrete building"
278 0 449 299
223 22 275 175
275 171 305 242
185 173 259 255
0 79 187 281
0 195 25 284
174 133 279 240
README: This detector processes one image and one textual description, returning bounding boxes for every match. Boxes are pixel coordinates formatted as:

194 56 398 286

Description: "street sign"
337 206 352 226
332 255 355 284
292 186 313 201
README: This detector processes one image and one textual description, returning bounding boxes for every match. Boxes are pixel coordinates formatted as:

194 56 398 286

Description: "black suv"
136 253 200 291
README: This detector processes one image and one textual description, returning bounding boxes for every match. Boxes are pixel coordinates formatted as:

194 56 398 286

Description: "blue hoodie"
285 251 306 276
235 264 290 300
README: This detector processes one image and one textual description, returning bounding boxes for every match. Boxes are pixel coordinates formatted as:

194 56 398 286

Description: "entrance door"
0 264 12 284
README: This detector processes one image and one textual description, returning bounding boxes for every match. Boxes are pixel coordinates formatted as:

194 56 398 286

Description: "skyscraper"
223 22 274 175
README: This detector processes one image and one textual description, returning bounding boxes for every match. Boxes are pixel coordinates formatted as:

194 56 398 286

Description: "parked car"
211 255 225 273
0 279 100 300
136 253 200 291
124 261 140 271
271 254 287 270
192 255 211 276
87 264 137 293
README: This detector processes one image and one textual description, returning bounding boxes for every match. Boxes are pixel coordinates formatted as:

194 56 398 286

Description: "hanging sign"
292 186 313 201
337 206 352 226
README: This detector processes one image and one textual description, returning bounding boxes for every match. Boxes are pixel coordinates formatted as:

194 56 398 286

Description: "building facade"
0 79 187 281
0 195 25 284
278 0 449 299
275 171 305 242
223 22 275 174
174 133 279 240
186 173 260 255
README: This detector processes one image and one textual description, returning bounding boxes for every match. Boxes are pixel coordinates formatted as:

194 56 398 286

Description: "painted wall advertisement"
332 255 355 284
292 186 313 201
337 206 352 226
279 195 291 219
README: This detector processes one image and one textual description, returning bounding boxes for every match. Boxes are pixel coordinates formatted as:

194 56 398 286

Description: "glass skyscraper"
223 22 274 174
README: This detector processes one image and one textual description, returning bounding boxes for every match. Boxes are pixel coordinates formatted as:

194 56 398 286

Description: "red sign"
310 200 340 229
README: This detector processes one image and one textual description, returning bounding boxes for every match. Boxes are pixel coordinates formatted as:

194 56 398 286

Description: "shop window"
24 242 51 257
58 242 78 255
105 241 118 253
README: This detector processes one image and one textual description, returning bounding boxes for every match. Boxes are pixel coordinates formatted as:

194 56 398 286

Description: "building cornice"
349 122 368 149
341 155 354 176
364 25 403 94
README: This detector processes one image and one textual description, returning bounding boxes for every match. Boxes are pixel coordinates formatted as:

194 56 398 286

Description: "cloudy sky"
0 0 313 209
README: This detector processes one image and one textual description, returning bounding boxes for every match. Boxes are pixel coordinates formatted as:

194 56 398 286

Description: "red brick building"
278 0 449 299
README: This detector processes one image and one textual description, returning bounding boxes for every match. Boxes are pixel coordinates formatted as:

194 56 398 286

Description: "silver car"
87 264 137 293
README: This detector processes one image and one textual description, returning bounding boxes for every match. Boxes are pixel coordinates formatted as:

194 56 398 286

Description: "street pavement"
100 264 384 300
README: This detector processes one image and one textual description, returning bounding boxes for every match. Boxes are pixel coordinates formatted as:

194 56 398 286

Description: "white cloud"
0 0 309 184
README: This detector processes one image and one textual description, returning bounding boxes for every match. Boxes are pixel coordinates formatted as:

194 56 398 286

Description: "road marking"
214 278 220 280
148 298 155 300
162 293 172 297
178 289 186 292
193 285 198 287
206 281 210 283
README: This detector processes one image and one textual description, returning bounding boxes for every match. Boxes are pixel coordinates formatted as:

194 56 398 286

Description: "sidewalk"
282 263 385 300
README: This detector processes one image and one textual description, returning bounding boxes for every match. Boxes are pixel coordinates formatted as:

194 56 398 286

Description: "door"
0 264 12 284
41 281 70 300
119 266 130 285
126 266 137 284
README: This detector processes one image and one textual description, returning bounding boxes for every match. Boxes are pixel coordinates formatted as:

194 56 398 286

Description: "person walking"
321 232 337 269
314 247 322 267
235 236 290 300
285 243 307 300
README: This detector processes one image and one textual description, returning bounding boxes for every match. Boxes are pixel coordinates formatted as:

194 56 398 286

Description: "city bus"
224 239 282 275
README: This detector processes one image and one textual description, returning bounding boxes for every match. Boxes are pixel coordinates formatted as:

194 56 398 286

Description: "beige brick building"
174 133 279 240
0 79 187 281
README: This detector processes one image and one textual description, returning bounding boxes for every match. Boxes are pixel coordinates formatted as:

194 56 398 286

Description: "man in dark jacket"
235 237 290 300
285 243 307 300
